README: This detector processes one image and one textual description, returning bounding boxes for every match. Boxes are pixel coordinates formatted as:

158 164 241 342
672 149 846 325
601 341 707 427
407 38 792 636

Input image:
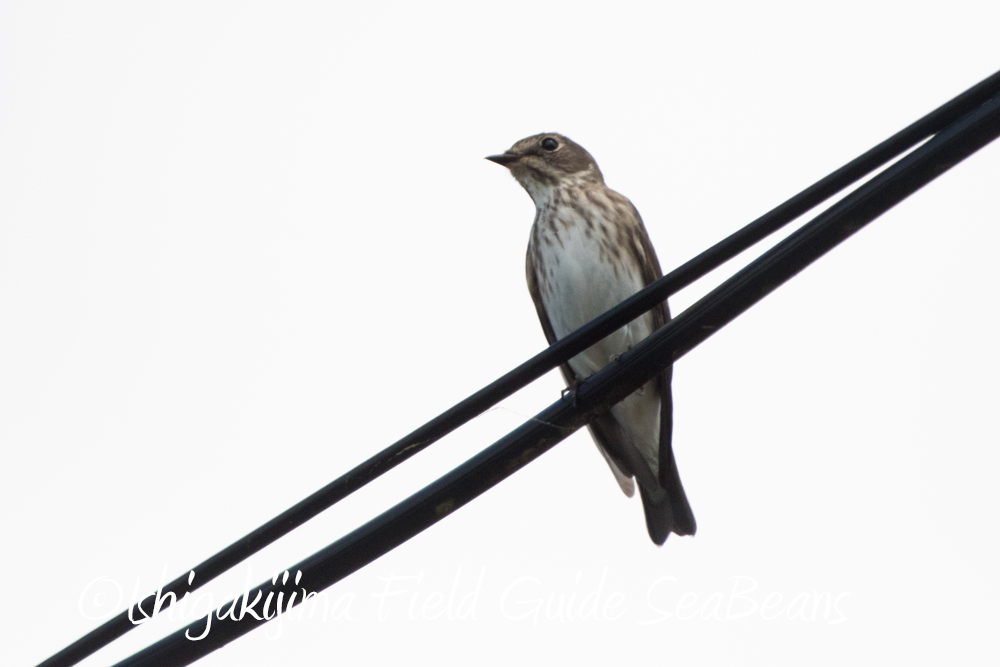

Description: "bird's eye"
541 137 559 151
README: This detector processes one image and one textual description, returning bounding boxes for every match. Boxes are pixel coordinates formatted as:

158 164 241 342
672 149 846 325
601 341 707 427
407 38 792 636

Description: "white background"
3 1 999 665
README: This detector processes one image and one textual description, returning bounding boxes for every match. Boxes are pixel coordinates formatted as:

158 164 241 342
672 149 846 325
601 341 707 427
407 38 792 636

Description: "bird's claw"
610 344 634 363
561 379 584 407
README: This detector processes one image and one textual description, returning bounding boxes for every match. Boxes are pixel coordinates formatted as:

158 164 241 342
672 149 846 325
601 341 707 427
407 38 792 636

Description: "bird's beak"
485 152 521 167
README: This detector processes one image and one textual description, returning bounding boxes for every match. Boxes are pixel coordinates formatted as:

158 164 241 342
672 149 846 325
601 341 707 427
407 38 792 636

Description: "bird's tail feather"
640 453 696 545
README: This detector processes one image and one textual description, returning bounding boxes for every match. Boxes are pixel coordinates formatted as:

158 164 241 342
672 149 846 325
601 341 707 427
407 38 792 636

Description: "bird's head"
487 133 603 205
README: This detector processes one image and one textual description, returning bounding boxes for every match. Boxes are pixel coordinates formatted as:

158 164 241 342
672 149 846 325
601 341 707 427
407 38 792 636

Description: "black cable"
37 68 1000 667
108 87 1000 667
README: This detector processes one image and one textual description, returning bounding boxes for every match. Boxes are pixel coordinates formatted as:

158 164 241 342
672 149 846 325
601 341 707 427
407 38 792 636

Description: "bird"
487 133 695 545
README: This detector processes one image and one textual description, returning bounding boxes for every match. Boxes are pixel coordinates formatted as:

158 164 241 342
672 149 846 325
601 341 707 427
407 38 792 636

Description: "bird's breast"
531 204 653 378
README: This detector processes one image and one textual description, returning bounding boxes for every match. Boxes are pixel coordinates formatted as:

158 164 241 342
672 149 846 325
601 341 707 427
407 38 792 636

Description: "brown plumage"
488 133 696 545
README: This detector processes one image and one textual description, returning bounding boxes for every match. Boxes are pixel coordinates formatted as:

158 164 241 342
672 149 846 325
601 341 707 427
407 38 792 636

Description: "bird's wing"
624 205 673 474
526 246 636 497
627 204 696 537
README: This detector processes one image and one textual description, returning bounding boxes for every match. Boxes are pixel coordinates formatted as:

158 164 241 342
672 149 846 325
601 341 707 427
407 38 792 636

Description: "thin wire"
36 68 1000 667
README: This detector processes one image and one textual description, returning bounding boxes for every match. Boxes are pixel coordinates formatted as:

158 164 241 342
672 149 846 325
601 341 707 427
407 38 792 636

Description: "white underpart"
532 189 662 483
597 444 636 497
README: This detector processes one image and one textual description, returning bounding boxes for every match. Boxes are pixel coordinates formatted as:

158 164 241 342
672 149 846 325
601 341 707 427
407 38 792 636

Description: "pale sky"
3 2 999 665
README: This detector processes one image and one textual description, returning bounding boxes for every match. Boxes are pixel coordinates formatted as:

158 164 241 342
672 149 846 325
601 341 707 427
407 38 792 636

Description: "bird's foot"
561 378 585 407
610 344 634 363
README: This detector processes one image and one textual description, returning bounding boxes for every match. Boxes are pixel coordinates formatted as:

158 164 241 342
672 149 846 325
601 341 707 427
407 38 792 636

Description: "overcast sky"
3 2 999 665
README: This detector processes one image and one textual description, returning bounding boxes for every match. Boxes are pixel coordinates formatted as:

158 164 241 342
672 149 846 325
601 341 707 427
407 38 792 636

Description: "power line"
108 83 1000 667
36 69 1000 667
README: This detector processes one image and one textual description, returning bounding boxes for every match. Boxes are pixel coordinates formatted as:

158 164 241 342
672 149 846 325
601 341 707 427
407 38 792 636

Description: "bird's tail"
639 452 696 545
